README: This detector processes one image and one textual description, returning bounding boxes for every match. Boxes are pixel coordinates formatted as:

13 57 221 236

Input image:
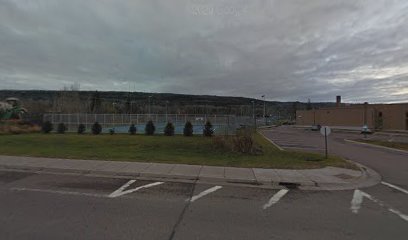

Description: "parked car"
311 124 321 131
361 125 373 134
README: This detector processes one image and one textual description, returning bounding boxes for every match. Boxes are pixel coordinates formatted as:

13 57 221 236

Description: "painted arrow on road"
108 180 164 198
351 189 408 222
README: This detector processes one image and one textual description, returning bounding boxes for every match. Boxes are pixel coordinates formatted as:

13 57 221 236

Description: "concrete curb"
0 155 381 191
344 139 408 154
299 162 381 190
0 163 377 190
258 130 285 151
354 162 382 188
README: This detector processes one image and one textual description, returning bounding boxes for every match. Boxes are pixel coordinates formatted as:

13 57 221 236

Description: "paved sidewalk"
0 155 380 190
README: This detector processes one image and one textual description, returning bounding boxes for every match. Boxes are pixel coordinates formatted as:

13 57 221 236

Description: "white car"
361 125 372 134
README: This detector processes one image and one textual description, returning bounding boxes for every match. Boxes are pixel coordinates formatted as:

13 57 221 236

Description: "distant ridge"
0 90 336 116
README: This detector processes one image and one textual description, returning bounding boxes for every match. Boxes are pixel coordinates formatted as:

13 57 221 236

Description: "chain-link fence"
43 113 256 135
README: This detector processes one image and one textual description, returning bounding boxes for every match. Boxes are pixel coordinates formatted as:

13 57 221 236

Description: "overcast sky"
0 0 407 103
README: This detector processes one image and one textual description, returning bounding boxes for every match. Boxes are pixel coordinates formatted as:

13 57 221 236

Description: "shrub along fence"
42 113 249 135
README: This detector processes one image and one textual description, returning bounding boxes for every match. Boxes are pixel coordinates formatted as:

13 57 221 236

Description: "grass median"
0 133 355 169
357 139 408 151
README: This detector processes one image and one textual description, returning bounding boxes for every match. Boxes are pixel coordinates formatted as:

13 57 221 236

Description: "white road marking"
10 187 107 198
351 189 408 222
189 186 222 202
263 189 289 209
109 180 136 196
389 209 408 222
108 180 164 198
350 189 366 214
381 181 408 195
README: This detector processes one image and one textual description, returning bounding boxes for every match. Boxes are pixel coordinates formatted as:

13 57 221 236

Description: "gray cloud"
0 0 407 103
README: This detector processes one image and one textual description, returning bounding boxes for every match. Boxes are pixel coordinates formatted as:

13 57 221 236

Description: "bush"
77 124 86 134
212 135 231 150
211 130 263 155
232 130 263 155
145 120 155 135
42 121 53 134
129 124 137 135
91 122 102 135
57 123 67 134
109 128 115 135
232 135 254 154
0 122 40 135
203 121 214 137
164 122 175 136
183 121 193 136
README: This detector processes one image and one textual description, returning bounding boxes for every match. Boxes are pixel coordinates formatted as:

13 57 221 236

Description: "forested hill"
0 90 336 117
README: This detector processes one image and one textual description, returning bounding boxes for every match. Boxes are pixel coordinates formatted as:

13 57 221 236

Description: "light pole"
148 95 152 117
313 105 317 126
165 100 169 122
363 102 368 138
261 95 266 125
251 100 256 129
205 104 207 121
112 102 116 114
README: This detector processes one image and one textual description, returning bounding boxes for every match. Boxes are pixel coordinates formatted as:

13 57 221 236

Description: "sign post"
320 126 331 159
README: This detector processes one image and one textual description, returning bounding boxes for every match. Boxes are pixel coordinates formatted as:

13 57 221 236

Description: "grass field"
358 140 408 151
0 133 355 169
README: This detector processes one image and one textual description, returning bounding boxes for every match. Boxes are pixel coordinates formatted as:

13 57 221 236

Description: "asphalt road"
0 127 407 240
261 126 408 189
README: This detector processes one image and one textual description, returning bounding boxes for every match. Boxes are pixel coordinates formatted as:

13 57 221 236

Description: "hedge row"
41 121 214 137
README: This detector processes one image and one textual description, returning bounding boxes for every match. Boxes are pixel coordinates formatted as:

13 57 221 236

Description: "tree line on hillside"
0 90 337 119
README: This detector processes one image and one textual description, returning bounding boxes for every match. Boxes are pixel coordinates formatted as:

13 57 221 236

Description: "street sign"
320 126 331 159
320 126 331 136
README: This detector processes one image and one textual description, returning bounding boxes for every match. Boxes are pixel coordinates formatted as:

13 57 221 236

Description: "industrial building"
296 96 408 131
